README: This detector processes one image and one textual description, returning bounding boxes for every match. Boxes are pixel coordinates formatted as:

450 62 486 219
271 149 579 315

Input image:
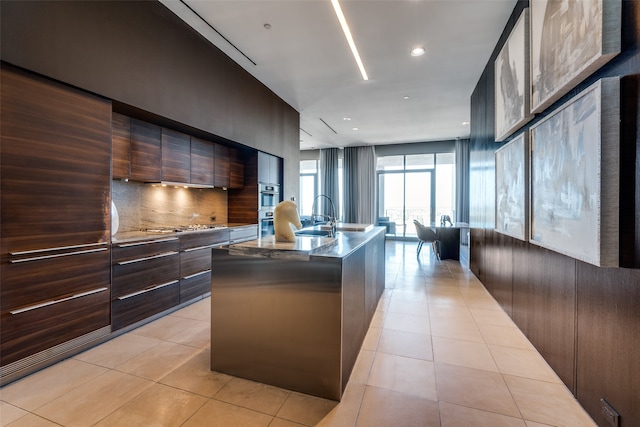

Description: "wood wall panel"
576 265 640 426
469 1 640 424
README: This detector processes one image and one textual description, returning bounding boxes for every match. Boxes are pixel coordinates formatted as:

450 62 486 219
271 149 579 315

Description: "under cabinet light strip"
331 0 368 81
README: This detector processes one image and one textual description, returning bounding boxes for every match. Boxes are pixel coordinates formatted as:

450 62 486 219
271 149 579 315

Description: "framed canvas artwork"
530 0 620 113
495 132 528 240
529 78 619 267
495 9 532 142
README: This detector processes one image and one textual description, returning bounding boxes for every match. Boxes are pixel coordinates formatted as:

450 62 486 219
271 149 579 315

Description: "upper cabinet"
229 147 244 189
258 151 281 185
112 112 131 180
161 128 190 183
111 114 244 188
130 119 161 182
214 144 230 188
190 137 214 186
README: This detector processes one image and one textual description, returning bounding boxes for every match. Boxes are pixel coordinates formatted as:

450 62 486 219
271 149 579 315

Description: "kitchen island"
210 226 386 401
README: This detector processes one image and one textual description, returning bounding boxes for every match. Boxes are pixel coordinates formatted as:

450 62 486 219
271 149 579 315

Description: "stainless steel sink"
295 229 332 237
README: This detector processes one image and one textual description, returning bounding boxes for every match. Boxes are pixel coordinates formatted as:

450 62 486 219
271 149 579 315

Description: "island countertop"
227 226 385 260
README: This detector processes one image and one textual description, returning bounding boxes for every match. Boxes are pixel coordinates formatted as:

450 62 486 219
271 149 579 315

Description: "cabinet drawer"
180 247 212 278
112 252 179 298
1 288 110 366
112 237 179 263
112 280 180 331
229 226 258 243
180 270 211 303
180 230 229 250
1 247 110 313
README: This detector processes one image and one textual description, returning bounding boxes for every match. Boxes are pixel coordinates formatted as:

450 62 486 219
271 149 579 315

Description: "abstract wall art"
495 9 532 142
495 132 528 240
529 78 619 267
530 0 620 113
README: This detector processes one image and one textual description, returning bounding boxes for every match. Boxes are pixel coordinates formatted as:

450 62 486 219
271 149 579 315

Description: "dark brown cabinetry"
0 64 112 372
130 119 162 182
190 137 215 186
111 237 180 331
112 112 131 180
214 144 230 188
179 230 229 302
162 128 191 183
229 147 245 189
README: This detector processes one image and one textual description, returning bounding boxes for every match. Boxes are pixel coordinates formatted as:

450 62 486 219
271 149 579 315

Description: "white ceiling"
160 0 516 150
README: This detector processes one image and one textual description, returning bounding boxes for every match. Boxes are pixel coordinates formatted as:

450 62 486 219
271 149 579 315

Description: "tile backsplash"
112 180 228 232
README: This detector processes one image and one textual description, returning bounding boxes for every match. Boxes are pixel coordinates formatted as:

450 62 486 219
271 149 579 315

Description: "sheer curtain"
343 146 376 224
455 138 470 223
320 148 339 219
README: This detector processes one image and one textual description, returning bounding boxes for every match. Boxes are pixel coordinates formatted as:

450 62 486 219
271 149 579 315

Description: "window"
377 152 455 238
299 160 318 216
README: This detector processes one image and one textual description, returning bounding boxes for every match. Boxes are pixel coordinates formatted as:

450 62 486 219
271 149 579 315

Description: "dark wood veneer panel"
130 118 161 182
112 112 131 179
0 65 111 252
190 137 214 186
161 128 190 183
214 144 230 188
0 289 110 366
576 265 640 427
1 250 110 313
229 146 245 189
180 271 211 303
112 282 180 331
228 152 259 224
511 244 577 392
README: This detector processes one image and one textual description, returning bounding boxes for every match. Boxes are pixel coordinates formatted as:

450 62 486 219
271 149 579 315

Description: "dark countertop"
111 223 256 244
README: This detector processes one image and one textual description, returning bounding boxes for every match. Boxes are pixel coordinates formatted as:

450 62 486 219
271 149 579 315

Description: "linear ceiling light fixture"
330 0 369 81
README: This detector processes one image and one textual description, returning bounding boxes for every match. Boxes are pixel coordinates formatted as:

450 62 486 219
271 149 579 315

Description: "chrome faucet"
311 194 337 237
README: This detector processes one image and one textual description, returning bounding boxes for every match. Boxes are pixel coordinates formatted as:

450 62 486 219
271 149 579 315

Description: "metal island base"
210 227 386 401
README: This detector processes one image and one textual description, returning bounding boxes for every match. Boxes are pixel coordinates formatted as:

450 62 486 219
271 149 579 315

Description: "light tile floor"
1 241 596 426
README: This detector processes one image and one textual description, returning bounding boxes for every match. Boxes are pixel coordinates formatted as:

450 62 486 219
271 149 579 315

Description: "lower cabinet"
179 229 229 303
229 225 258 243
111 237 180 331
1 245 111 368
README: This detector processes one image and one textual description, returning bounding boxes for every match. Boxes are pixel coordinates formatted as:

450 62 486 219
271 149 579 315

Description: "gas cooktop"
143 224 227 233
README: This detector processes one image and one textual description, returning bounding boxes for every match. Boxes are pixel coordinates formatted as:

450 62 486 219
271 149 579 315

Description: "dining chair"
413 219 440 260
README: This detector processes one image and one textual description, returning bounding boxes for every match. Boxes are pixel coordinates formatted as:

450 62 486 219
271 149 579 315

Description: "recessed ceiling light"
331 0 369 81
410 47 426 57
264 23 272 30
403 95 410 100
352 127 359 131
343 117 352 121
462 121 470 125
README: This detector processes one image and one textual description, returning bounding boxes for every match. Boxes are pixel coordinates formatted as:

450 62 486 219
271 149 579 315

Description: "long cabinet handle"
9 247 108 264
10 287 108 315
10 242 108 256
183 244 217 252
117 280 179 300
116 251 178 265
182 269 212 280
116 237 178 248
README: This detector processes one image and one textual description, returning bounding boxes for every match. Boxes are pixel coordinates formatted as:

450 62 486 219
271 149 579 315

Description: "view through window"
377 153 455 238
299 160 317 217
